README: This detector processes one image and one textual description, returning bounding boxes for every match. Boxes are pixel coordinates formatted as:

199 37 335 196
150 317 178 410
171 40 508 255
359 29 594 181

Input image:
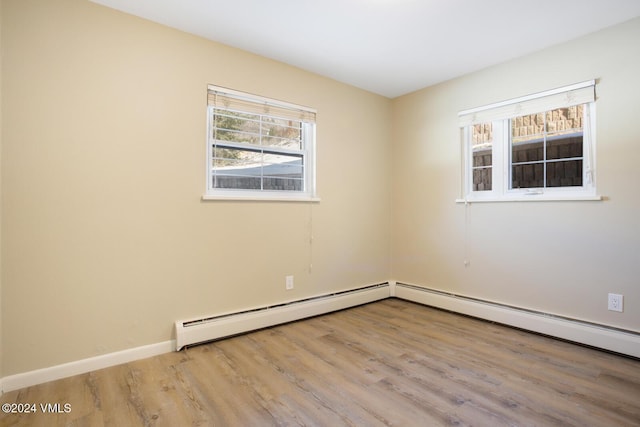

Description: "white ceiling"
90 0 640 98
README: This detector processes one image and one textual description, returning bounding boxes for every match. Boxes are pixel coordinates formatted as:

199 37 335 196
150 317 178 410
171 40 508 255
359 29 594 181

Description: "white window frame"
203 85 319 202
458 81 601 203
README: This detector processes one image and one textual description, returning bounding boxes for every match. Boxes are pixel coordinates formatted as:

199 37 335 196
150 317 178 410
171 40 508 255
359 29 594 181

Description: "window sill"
202 193 321 202
456 194 602 203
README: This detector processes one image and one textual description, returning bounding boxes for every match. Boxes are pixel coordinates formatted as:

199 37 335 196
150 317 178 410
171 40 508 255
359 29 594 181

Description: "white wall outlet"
607 293 623 312
285 275 294 290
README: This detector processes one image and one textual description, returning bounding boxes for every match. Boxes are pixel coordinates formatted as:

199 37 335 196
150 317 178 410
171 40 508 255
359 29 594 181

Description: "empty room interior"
1 0 640 425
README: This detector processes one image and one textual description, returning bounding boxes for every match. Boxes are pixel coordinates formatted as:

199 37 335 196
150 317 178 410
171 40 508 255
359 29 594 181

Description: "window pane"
211 146 304 192
546 160 583 187
263 153 303 176
510 104 585 190
471 123 492 191
214 110 260 145
512 113 545 143
472 168 492 191
263 153 303 191
472 149 491 167
261 117 302 150
212 147 262 190
512 113 544 164
512 163 544 189
546 134 583 160
512 139 544 163
546 105 583 133
546 105 583 162
213 110 303 150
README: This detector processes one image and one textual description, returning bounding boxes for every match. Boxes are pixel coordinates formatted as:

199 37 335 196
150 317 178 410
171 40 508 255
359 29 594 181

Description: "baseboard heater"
394 282 640 359
174 282 390 351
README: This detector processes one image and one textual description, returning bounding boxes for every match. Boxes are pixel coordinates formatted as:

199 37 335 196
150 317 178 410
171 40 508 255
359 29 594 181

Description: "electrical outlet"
285 275 294 290
607 293 623 312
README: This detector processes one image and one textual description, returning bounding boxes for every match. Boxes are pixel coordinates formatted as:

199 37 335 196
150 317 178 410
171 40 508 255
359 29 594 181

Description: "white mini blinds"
207 87 317 123
205 86 317 200
458 80 599 202
458 80 595 127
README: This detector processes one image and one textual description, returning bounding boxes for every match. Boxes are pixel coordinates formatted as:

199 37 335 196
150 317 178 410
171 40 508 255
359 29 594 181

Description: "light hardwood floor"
1 299 639 426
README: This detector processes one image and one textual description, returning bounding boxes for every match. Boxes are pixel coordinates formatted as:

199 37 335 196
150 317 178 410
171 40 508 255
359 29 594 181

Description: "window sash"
463 121 506 199
213 109 304 151
210 143 305 192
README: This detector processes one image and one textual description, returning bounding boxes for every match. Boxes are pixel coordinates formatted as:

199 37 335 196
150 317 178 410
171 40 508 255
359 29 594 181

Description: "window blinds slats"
208 86 317 123
458 80 595 127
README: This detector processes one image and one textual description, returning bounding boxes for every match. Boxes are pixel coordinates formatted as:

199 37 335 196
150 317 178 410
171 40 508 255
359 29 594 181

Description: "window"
204 86 317 201
459 80 599 202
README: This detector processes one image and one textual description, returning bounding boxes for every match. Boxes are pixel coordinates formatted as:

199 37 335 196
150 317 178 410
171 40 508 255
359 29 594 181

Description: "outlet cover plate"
608 293 623 312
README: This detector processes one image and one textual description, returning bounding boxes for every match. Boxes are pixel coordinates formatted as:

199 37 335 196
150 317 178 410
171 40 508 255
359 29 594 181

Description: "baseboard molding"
3 280 638 394
395 282 640 359
175 283 391 350
1 340 175 394
2 283 391 393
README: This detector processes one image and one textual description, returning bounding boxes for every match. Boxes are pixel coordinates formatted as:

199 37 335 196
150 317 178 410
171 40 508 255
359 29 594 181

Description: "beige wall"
1 0 391 375
391 18 640 331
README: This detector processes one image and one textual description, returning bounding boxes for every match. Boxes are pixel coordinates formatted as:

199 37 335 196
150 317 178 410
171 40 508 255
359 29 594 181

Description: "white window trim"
457 81 602 203
203 86 320 202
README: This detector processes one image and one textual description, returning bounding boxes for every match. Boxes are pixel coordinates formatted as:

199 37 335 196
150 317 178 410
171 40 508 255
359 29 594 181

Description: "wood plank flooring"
1 299 639 426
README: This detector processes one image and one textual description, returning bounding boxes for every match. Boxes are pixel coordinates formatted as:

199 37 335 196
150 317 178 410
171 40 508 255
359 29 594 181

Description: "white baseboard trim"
388 280 397 297
3 280 638 394
175 283 390 350
2 283 391 393
395 282 640 359
1 340 175 394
